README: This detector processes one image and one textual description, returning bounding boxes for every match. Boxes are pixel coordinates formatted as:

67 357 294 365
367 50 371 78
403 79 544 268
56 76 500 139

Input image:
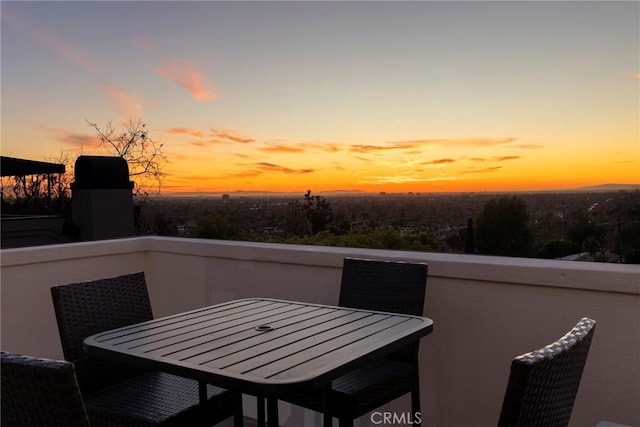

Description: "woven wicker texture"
84 372 241 427
51 272 154 393
282 258 428 427
1 352 90 427
498 317 596 427
50 272 243 426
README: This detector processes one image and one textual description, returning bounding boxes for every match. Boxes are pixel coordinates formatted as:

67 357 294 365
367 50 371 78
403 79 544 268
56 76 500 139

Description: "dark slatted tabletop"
84 298 434 396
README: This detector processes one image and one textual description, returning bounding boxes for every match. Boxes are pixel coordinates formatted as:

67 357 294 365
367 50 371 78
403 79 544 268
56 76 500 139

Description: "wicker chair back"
51 272 153 393
499 317 597 427
1 352 90 427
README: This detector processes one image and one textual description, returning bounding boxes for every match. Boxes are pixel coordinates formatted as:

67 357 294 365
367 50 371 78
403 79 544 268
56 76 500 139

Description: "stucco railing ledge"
145 237 640 296
0 237 148 267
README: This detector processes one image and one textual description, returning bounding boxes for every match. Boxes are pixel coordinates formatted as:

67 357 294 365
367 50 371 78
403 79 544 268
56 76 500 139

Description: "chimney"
71 156 134 241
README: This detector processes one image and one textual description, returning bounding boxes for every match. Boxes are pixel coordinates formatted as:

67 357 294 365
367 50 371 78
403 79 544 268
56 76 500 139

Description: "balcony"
1 236 638 426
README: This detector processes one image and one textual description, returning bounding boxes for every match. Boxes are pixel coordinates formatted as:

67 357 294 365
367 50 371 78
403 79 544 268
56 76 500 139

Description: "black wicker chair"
278 258 429 427
51 272 244 427
498 317 596 427
1 352 90 427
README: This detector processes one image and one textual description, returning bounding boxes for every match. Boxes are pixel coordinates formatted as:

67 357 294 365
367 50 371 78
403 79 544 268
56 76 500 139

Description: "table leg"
198 381 208 426
322 384 332 427
267 397 279 426
257 396 266 427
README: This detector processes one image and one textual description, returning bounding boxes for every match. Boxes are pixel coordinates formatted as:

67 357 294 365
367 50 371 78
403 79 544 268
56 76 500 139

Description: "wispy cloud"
256 162 314 174
135 35 218 102
511 144 543 150
3 8 143 118
186 140 212 148
155 58 217 101
349 143 417 153
623 72 640 79
261 141 344 153
471 156 521 162
43 127 99 150
163 128 205 138
388 137 517 148
353 156 374 162
364 174 425 184
362 171 461 185
210 129 255 144
224 170 263 179
301 142 342 152
460 166 503 175
101 83 143 118
260 143 306 153
422 158 456 166
3 9 103 76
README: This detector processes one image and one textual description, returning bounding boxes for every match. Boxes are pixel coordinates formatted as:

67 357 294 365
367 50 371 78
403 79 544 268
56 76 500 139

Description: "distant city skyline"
2 1 638 194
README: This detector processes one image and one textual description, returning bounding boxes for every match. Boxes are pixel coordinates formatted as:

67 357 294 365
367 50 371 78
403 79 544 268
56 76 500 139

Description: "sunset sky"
2 1 638 194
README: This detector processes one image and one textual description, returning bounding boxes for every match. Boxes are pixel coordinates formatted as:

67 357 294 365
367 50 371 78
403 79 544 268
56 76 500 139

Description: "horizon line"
152 183 640 198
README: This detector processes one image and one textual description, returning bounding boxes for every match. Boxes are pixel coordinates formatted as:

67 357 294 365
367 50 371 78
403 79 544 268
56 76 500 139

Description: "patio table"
84 298 434 426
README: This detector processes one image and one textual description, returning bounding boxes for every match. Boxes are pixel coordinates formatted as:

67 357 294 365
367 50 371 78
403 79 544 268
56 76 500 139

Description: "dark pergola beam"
1 156 65 177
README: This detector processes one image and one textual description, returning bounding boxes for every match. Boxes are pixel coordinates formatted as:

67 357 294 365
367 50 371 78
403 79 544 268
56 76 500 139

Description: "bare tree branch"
87 118 168 201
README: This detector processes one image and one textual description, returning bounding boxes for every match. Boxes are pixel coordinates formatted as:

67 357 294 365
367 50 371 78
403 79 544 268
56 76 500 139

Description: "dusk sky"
2 1 638 194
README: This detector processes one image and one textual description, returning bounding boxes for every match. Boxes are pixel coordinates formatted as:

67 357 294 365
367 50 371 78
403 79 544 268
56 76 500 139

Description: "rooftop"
1 236 638 426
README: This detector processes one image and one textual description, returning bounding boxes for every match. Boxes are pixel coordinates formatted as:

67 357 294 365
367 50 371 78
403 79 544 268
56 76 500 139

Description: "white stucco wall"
1 237 638 427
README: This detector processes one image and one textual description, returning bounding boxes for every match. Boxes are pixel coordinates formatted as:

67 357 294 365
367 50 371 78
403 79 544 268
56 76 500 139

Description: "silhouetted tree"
1 151 73 217
87 119 167 201
608 220 640 264
194 213 243 240
88 119 168 233
286 198 312 236
304 190 333 234
566 213 606 250
279 227 434 251
284 191 335 236
474 196 534 257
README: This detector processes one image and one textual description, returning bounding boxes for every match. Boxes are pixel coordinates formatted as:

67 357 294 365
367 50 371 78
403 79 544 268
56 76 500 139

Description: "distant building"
222 194 230 202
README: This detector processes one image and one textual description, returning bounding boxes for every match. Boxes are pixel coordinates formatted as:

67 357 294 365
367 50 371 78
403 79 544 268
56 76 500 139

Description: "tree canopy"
474 195 534 257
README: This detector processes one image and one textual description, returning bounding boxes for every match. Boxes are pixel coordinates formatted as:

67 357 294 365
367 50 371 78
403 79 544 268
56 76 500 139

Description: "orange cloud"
300 142 342 152
389 137 517 148
225 170 263 179
101 83 143 118
260 143 306 153
460 166 503 175
511 144 543 150
44 128 100 150
210 129 255 143
187 141 210 147
350 143 417 153
353 156 374 162
163 128 205 137
471 156 521 162
623 72 640 78
256 162 314 174
155 58 217 101
423 158 456 166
